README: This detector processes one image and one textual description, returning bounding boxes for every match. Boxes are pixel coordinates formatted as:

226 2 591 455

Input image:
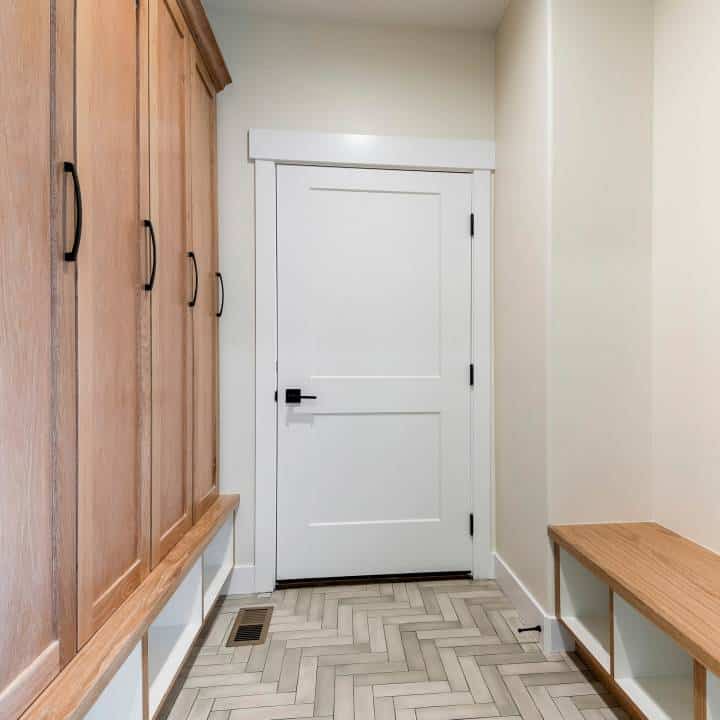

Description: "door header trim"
249 129 495 172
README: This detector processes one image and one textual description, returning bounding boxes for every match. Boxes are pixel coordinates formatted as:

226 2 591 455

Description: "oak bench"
549 522 720 720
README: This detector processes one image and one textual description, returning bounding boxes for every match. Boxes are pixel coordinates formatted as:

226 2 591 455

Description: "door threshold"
275 570 472 590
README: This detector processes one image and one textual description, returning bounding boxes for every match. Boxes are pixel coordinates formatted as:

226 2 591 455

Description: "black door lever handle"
285 388 317 404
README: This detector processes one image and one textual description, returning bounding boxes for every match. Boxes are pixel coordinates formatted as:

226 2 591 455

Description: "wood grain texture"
190 49 219 522
75 0 150 647
53 0 79 671
150 0 194 567
0 2 72 716
609 590 615 678
20 495 239 720
177 0 232 92
138 0 154 621
549 523 720 679
553 541 560 618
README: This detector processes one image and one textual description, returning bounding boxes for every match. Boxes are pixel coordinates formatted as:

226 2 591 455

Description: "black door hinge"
469 363 475 387
469 513 474 537
274 390 278 403
470 213 475 238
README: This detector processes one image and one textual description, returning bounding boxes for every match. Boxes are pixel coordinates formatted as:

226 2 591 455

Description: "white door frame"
251 129 495 592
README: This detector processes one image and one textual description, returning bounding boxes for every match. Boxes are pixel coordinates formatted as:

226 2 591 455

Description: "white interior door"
276 165 473 580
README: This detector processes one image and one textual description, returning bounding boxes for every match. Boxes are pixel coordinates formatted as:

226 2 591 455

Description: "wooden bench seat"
22 494 239 720
549 522 720 720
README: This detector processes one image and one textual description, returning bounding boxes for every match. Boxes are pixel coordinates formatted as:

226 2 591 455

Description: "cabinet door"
190 50 220 520
0 1 76 716
75 0 151 645
149 0 193 566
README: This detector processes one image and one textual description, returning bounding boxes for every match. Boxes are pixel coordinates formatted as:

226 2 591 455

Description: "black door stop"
517 625 542 634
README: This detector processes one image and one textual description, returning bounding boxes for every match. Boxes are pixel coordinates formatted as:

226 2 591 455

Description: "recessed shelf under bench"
550 522 720 720
21 495 239 720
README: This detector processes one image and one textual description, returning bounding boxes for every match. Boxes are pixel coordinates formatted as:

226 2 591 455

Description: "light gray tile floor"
158 581 626 720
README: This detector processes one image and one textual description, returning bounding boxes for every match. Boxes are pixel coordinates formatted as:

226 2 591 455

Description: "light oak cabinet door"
75 0 151 645
0 1 76 716
149 0 194 566
190 50 220 521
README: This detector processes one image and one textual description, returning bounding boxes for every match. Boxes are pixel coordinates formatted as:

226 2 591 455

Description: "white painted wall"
652 0 720 554
494 0 654 613
208 9 496 574
548 0 653 528
211 0 720 609
494 0 552 612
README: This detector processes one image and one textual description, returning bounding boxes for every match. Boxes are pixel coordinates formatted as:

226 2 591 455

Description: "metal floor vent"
227 606 273 647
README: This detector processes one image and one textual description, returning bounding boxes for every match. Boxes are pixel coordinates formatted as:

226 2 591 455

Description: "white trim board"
253 130 495 592
226 564 257 596
494 553 574 655
249 130 496 172
471 171 494 581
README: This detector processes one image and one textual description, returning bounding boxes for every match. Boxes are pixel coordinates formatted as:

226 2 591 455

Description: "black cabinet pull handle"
216 272 224 317
143 220 157 291
63 161 82 262
285 388 318 405
188 251 198 307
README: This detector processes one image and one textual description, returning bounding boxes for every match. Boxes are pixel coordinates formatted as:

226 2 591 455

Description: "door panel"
0 1 74 715
76 0 149 645
276 166 473 580
190 52 219 520
150 0 193 565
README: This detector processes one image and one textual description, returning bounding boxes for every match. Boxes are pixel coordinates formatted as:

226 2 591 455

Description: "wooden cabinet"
0 0 230 714
0 1 76 716
75 0 151 647
149 0 194 567
190 50 221 520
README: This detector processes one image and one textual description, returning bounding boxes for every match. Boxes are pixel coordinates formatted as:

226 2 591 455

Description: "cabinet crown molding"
178 0 232 92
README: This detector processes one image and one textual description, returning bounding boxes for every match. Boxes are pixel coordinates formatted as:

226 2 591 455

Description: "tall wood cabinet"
190 49 221 520
0 2 76 716
149 0 194 567
0 1 230 716
75 0 151 647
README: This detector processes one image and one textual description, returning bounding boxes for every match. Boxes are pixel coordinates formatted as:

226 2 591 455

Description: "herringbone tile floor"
158 580 627 720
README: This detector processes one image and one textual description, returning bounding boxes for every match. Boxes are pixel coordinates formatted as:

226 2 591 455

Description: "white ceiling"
203 0 510 32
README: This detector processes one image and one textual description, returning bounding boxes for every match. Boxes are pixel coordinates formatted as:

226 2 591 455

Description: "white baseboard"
493 552 573 655
224 564 257 596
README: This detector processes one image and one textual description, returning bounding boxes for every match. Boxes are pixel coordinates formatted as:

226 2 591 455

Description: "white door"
276 165 473 580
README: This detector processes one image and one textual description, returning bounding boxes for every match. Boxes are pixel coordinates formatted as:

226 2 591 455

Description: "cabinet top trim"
549 522 720 679
178 0 232 92
21 495 239 720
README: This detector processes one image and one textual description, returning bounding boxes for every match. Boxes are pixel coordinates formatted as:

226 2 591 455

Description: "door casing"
248 130 495 592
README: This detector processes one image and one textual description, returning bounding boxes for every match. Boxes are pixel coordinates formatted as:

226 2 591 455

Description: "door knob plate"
285 388 317 404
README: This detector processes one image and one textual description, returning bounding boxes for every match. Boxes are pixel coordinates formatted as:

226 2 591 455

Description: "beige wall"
209 0 720 607
208 10 497 567
548 0 653 527
497 0 720 615
652 0 720 552
495 0 654 613
494 0 552 611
